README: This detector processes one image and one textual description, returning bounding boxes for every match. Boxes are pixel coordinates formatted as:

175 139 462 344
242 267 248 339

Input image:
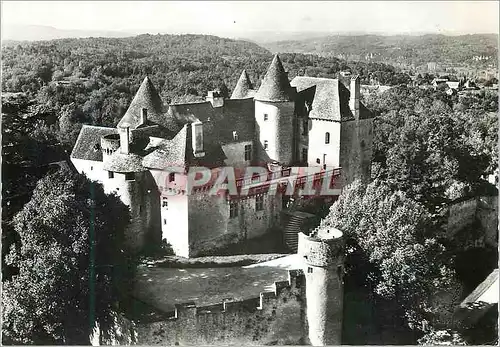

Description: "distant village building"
70 54 374 257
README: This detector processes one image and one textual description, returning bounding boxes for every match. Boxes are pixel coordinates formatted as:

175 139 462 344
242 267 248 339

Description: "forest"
263 34 499 68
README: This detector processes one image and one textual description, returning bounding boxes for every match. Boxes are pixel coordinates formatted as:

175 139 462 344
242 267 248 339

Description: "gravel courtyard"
133 254 304 312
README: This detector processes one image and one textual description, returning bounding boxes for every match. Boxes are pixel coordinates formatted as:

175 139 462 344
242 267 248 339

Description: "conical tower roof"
231 70 254 99
117 76 164 129
255 54 295 102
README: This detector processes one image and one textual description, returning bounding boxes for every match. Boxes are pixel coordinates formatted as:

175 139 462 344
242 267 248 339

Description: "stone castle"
70 54 374 257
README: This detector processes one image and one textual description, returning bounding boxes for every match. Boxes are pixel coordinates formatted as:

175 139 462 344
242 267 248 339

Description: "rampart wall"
133 269 308 345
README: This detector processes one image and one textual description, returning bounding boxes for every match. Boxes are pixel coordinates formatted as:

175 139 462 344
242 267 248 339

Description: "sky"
2 1 499 36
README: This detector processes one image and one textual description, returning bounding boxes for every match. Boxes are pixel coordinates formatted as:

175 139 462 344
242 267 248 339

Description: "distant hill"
2 24 134 42
262 34 499 67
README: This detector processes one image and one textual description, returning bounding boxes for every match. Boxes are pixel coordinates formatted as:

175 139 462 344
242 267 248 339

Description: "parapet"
297 230 344 267
159 269 305 321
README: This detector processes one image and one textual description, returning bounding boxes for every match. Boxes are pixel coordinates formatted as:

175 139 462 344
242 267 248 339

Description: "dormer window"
93 143 101 151
233 131 238 141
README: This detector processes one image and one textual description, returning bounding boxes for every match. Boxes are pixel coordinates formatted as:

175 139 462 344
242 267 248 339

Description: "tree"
367 85 497 210
319 180 459 328
2 168 132 345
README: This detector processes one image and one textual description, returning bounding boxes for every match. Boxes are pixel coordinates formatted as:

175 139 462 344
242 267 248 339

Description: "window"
316 158 320 164
108 171 114 179
302 119 308 135
302 148 308 163
244 144 252 161
255 195 264 211
162 197 168 208
90 166 93 171
229 201 238 218
233 130 238 140
125 172 134 180
163 219 167 225
325 132 330 144
168 172 175 182
308 267 313 273
264 140 268 150
264 113 268 121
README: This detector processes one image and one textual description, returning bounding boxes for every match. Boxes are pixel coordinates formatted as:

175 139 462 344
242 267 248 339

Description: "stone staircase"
282 211 318 252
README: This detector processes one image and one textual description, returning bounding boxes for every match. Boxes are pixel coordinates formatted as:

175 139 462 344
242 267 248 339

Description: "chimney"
140 108 147 125
191 121 205 157
206 90 224 108
349 75 360 119
119 126 130 154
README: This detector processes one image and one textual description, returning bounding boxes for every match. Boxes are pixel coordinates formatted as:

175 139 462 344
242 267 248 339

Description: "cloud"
301 15 312 22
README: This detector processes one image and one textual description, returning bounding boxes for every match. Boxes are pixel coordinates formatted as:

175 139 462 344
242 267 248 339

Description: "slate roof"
166 102 214 125
103 152 146 173
231 70 255 99
291 77 344 121
142 126 188 170
255 54 295 102
460 269 499 307
71 125 118 161
454 269 499 326
117 76 165 129
292 76 373 122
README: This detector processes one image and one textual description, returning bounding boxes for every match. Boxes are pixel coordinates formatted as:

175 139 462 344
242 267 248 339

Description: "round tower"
297 227 344 346
101 133 121 163
254 54 296 166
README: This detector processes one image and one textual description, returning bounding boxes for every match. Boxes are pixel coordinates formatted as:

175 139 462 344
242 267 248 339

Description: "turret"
254 54 297 166
298 227 344 346
117 76 163 129
231 70 254 99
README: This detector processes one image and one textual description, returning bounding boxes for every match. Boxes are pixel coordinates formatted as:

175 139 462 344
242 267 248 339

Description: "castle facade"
70 54 374 257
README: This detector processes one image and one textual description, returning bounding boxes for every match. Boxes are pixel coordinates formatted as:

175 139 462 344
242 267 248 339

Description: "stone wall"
446 198 478 236
308 119 341 168
187 192 283 256
221 140 254 168
133 270 307 345
476 196 498 248
445 196 498 248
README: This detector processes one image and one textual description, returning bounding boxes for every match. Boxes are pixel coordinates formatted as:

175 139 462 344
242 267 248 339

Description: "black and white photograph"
1 1 499 345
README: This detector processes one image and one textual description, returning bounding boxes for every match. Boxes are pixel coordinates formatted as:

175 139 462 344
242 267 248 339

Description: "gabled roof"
291 77 344 121
103 152 146 173
117 76 165 129
142 125 188 170
255 54 295 102
71 125 118 161
231 70 254 99
166 102 214 125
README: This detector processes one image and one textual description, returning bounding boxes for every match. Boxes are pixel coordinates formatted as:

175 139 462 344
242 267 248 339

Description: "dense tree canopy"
2 169 132 345
365 86 498 210
320 180 460 328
